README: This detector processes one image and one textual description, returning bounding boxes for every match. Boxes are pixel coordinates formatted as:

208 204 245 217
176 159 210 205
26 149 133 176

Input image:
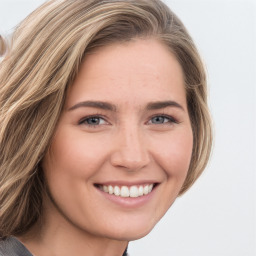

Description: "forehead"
66 39 186 109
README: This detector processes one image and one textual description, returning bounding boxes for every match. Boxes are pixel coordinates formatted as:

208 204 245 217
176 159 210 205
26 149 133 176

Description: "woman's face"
42 39 193 240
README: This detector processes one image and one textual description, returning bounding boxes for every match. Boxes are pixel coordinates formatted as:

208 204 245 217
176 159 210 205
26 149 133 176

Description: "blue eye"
79 116 106 126
149 115 176 125
86 117 101 125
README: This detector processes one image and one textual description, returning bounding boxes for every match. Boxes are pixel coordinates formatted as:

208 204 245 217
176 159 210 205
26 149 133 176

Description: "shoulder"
0 237 33 256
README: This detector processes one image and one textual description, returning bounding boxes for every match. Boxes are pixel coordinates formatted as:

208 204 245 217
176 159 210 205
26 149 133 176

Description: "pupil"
153 116 164 124
88 118 99 125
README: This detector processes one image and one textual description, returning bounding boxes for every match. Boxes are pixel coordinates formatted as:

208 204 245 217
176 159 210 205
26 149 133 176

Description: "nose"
110 126 150 171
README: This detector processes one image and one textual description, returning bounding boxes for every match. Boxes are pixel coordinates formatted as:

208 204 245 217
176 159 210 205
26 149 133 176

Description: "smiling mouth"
95 184 157 198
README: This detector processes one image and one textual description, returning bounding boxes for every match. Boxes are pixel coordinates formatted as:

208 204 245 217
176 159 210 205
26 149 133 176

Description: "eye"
79 116 107 126
148 115 177 125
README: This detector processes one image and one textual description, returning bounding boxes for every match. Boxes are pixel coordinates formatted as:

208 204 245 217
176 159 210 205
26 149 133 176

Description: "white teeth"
99 184 154 198
138 186 144 196
108 185 114 194
144 185 149 195
114 186 120 196
130 186 139 198
120 186 129 197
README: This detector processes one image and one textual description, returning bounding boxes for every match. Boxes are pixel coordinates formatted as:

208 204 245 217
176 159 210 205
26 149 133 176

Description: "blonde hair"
0 0 212 239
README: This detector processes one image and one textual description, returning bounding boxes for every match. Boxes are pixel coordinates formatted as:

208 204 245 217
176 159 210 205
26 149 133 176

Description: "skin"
20 39 193 256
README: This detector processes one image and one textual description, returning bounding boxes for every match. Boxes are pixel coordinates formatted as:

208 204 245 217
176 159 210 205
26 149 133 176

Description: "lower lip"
95 186 157 208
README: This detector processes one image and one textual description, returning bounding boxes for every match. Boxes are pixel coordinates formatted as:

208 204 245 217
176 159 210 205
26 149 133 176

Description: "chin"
98 215 159 241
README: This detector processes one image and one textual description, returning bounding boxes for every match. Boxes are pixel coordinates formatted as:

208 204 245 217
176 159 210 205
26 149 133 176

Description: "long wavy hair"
0 0 212 239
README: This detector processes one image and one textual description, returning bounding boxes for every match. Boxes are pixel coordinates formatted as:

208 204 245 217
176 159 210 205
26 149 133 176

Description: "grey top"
0 237 33 256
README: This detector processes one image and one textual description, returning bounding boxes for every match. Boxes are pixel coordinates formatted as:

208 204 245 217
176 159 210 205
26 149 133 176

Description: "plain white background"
0 0 255 255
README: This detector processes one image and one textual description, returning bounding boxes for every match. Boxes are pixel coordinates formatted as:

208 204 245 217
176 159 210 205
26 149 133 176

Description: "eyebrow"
146 101 184 111
68 100 184 112
68 101 116 112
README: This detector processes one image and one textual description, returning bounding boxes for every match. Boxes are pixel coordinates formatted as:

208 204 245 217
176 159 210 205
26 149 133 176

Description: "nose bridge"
110 122 150 171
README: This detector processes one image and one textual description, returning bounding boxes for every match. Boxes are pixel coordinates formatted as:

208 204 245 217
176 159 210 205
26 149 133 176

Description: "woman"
0 0 212 255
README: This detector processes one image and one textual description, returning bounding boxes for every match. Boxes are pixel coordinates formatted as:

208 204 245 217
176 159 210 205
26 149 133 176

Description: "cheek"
41 129 111 224
152 129 193 179
44 129 110 180
144 128 193 223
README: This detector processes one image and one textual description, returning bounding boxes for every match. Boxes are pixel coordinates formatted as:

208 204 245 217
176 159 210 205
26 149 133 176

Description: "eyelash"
78 114 179 127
